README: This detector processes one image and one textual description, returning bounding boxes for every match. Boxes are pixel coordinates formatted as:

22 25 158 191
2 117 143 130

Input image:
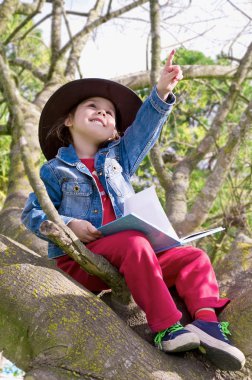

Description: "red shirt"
81 158 116 225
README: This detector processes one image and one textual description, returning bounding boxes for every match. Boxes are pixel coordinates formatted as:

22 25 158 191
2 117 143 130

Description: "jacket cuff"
61 216 75 225
165 92 176 104
150 85 176 114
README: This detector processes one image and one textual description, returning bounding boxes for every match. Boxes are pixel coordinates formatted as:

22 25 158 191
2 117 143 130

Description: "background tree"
0 1 251 379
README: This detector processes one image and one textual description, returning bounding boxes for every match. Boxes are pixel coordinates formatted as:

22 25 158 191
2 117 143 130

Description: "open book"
98 186 225 253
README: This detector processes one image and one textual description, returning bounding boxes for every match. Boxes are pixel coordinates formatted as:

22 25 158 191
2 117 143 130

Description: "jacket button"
99 172 102 176
93 209 98 213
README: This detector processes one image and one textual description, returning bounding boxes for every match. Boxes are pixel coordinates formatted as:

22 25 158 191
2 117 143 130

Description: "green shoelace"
154 321 231 349
154 322 184 348
220 321 231 339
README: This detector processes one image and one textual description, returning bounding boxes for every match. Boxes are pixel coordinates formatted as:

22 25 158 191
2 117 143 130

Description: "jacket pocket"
60 181 93 218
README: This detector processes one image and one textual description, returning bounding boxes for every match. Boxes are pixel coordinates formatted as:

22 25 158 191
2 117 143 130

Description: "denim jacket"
21 86 175 258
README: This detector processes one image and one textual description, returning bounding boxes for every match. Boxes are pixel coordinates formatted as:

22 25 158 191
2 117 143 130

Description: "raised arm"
119 50 183 177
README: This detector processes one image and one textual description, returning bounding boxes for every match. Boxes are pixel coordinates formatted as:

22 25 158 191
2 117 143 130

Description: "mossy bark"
1 233 219 380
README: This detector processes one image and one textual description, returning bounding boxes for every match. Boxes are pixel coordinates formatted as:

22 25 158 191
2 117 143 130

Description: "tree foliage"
135 47 251 256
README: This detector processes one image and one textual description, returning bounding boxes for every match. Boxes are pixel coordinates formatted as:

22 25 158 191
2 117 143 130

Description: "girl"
21 50 245 371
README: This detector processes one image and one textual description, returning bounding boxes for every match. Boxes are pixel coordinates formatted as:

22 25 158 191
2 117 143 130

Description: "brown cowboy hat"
39 78 143 160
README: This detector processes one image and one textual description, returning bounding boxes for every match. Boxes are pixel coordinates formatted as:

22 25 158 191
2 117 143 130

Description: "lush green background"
0 43 251 263
133 48 252 260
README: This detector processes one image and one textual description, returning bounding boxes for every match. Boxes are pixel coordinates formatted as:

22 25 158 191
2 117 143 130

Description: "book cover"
98 213 224 253
98 186 225 253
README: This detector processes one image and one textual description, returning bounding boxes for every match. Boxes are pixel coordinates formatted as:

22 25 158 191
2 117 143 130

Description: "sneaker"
185 320 246 371
154 322 200 353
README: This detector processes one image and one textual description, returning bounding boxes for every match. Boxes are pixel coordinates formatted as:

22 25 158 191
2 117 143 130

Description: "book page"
98 213 181 253
181 226 225 243
124 186 179 240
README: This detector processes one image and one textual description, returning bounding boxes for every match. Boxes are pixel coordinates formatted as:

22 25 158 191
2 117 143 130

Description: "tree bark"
2 232 249 379
181 98 252 234
114 65 252 89
64 0 105 79
1 232 252 379
149 0 173 193
216 232 252 379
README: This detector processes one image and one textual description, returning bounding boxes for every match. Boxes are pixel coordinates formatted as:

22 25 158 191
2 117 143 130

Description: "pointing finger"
167 49 176 67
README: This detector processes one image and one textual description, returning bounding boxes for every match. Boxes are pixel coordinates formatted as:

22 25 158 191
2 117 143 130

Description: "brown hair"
46 115 73 147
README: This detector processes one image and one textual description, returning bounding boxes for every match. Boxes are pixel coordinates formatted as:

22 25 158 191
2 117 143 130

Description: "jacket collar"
101 137 121 150
56 144 80 165
56 138 121 165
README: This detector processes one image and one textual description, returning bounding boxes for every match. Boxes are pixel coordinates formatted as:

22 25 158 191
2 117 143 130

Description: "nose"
98 110 106 117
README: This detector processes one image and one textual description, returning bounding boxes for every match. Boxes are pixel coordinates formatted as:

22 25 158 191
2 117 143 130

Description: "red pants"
56 230 229 332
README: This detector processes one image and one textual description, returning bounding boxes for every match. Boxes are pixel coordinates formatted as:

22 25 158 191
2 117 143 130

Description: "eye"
106 110 113 116
88 103 96 108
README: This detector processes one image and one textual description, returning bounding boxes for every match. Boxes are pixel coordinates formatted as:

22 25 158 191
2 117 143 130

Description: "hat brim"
39 78 143 160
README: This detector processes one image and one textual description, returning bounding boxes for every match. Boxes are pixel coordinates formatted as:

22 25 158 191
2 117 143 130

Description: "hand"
68 219 102 243
156 49 183 100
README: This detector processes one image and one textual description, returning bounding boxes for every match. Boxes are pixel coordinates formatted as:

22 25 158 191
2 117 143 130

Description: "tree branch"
62 8 83 78
64 0 105 79
150 145 173 187
10 57 47 82
113 64 252 89
17 0 46 15
149 0 161 86
39 220 129 303
162 24 216 49
58 0 149 62
0 49 25 119
165 42 252 229
183 99 252 234
4 0 45 45
19 12 52 41
226 0 252 21
226 20 251 63
0 0 20 35
65 10 89 17
50 0 63 68
185 41 252 168
149 0 172 190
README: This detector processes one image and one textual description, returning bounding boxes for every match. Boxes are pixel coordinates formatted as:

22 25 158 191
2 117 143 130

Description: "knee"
117 230 156 260
189 247 211 265
115 230 151 248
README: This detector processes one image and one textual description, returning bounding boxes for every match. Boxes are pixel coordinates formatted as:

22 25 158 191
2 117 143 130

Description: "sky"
36 0 251 78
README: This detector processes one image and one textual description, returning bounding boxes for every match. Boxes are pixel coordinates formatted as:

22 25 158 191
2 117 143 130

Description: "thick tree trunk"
0 233 219 380
0 229 251 379
216 232 252 379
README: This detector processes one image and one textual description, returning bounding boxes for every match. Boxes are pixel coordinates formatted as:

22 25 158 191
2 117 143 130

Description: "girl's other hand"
68 219 102 243
156 49 183 100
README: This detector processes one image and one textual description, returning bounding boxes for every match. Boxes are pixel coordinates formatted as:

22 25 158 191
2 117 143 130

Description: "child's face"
64 97 117 147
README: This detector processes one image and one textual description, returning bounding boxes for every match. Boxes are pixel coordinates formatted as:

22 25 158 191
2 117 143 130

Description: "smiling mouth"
90 118 105 127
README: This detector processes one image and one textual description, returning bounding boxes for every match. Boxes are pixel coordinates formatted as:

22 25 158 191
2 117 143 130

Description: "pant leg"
56 254 109 292
157 245 230 317
87 230 182 332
